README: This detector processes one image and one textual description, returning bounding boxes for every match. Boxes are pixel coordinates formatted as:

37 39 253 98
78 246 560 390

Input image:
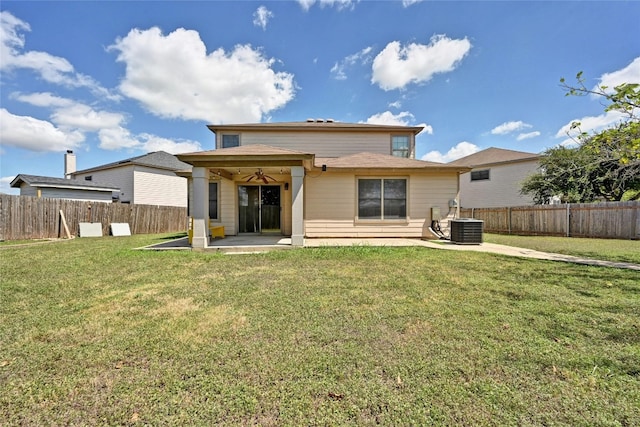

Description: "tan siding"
304 172 459 237
133 168 187 207
459 160 538 208
219 178 236 235
240 132 392 157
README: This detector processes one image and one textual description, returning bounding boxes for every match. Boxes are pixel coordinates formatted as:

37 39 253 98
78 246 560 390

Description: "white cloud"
253 6 274 31
596 56 640 90
0 108 84 152
297 0 356 11
50 104 125 132
97 127 202 153
421 141 479 163
0 176 18 195
491 120 532 135
371 34 472 91
138 134 202 154
402 0 423 7
109 27 295 123
388 100 402 109
10 91 74 108
555 110 627 140
362 110 433 135
0 11 118 100
331 46 373 80
516 131 541 141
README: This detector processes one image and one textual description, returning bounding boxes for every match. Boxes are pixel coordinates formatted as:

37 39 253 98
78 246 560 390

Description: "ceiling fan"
243 169 276 184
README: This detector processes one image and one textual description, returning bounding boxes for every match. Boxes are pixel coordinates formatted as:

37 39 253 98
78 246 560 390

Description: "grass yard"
1 234 639 426
483 233 640 265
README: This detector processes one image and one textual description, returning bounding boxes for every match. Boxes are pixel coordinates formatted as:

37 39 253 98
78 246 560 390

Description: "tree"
521 73 640 203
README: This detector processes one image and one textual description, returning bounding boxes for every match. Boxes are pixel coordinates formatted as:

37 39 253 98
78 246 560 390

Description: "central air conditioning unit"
450 218 483 245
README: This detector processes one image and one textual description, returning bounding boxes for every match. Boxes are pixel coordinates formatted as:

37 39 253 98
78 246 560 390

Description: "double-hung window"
221 134 240 148
358 178 407 220
391 135 410 158
208 182 218 220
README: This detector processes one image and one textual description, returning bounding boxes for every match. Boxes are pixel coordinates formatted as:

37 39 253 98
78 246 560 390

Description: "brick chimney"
64 150 76 179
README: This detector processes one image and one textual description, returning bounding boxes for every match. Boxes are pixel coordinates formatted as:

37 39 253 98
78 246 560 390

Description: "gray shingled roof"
447 147 539 167
10 174 120 191
74 151 192 174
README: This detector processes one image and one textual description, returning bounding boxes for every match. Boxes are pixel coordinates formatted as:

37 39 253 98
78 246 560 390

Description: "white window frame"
391 135 410 158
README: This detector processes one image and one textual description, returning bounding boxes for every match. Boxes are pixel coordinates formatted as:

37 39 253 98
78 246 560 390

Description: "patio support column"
291 166 304 247
191 167 209 249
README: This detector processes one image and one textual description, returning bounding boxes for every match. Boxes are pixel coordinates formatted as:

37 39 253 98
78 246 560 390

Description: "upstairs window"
470 169 490 181
358 178 407 220
221 134 240 148
391 135 410 158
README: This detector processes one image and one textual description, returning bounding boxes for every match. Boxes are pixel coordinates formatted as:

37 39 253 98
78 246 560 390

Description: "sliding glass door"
238 185 281 234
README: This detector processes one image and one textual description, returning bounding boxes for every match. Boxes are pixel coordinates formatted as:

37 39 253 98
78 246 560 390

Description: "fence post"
508 207 512 235
566 203 570 237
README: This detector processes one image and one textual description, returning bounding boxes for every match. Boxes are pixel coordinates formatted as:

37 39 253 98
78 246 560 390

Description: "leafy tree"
521 73 640 203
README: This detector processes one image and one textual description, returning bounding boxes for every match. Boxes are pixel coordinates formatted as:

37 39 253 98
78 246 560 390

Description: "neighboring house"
10 174 119 202
448 147 540 208
70 151 191 207
176 120 470 248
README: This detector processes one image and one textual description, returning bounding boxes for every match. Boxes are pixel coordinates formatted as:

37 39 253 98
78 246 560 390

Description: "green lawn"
1 234 638 425
483 233 640 264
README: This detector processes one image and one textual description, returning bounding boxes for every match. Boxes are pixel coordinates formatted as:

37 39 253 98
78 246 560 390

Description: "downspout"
456 172 461 219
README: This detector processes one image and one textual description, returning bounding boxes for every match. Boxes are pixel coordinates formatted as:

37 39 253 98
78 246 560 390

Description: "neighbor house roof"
447 147 539 168
73 151 192 175
10 174 120 192
207 121 425 135
316 152 470 171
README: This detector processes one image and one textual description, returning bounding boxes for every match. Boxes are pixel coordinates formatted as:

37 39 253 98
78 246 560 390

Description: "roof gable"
448 147 539 167
10 174 119 191
74 151 191 174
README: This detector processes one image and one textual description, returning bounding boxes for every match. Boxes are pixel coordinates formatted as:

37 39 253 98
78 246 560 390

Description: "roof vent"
326 118 334 123
306 118 314 122
316 118 324 123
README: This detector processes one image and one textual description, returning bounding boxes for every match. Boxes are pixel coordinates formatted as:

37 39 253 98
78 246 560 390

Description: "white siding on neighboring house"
74 166 134 203
18 184 37 197
17 183 112 202
133 167 187 207
40 188 113 202
459 160 538 208
231 132 398 157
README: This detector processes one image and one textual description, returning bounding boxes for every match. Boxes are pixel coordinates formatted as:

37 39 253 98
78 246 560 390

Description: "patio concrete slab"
141 235 640 270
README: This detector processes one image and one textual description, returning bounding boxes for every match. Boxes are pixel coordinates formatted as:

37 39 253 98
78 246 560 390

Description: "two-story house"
70 151 191 207
448 147 540 208
177 120 470 248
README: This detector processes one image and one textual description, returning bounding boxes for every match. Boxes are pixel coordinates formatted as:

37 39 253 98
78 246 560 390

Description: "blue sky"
1 0 639 194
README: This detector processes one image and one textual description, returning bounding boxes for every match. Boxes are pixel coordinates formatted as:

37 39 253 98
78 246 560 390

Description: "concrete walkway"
306 238 640 271
143 236 640 271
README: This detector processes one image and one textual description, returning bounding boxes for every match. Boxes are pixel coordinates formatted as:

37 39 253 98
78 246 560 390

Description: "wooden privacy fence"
460 201 640 240
0 195 188 241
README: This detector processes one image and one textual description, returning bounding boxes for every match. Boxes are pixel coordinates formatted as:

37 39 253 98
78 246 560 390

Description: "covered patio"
177 145 316 250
